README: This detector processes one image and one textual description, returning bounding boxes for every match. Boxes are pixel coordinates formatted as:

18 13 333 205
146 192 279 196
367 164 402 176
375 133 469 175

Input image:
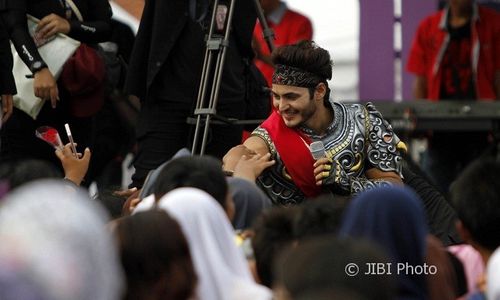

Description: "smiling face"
272 84 318 128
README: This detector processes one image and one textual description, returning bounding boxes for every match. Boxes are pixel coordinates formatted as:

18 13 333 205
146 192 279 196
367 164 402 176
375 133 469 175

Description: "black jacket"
0 0 112 73
125 0 257 102
0 21 15 94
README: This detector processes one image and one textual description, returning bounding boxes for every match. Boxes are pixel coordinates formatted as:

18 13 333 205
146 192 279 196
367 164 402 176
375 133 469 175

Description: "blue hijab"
339 186 428 300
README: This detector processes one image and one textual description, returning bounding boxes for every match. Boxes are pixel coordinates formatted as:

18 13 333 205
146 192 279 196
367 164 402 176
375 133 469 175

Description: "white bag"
11 15 80 119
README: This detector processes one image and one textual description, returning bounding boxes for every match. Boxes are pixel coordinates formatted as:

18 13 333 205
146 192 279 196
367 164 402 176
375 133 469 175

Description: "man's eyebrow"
272 91 300 97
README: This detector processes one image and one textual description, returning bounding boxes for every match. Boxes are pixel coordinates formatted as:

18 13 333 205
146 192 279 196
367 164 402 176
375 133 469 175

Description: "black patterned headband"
272 64 324 88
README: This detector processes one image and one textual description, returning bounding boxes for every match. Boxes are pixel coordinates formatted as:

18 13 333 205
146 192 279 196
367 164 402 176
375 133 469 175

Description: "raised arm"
413 75 428 99
64 0 112 44
33 0 112 44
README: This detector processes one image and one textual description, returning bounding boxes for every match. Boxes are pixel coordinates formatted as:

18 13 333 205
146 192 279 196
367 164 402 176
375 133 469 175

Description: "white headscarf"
158 187 271 300
487 247 500 300
0 180 124 300
132 193 155 214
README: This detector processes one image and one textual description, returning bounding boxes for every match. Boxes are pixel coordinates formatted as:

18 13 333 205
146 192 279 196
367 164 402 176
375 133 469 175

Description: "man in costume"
224 40 406 205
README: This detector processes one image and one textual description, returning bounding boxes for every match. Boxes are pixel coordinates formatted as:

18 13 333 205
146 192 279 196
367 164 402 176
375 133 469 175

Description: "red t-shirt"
253 9 313 86
407 6 500 100
439 22 475 99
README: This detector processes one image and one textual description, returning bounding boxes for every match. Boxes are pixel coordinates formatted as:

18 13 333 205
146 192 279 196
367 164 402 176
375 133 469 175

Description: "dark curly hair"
272 40 333 104
116 210 197 300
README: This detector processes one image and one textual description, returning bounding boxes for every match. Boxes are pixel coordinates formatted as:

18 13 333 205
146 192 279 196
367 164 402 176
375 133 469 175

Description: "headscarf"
339 186 428 300
227 177 272 230
0 180 124 300
138 147 191 199
158 187 272 300
487 247 500 300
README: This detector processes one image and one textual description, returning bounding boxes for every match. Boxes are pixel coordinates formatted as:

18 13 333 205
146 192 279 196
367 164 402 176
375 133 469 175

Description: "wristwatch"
30 61 48 74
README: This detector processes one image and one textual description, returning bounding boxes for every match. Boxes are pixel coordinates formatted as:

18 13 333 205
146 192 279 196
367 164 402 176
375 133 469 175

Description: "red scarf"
260 111 322 197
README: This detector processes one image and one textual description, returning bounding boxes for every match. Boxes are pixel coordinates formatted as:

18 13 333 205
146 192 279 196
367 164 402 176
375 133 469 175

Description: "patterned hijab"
0 180 124 300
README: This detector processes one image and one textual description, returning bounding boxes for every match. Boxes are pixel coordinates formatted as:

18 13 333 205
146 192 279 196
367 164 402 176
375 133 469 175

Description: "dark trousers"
131 98 245 187
421 132 491 194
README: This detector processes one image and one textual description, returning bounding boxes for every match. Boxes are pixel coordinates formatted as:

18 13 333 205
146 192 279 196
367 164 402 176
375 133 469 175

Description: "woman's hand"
118 188 142 216
55 143 91 186
233 153 275 182
33 68 59 108
36 13 71 40
222 145 257 173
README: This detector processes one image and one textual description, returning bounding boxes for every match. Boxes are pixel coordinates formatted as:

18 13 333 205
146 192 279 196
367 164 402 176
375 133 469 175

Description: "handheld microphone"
309 141 327 160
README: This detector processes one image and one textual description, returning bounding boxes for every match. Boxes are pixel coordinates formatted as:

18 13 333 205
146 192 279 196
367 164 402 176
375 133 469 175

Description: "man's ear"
456 219 472 244
315 82 327 101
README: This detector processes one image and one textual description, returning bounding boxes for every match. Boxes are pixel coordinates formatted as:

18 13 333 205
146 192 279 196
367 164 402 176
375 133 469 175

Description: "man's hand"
313 157 349 187
55 143 91 186
1 94 13 123
33 68 59 108
36 13 71 40
233 153 275 182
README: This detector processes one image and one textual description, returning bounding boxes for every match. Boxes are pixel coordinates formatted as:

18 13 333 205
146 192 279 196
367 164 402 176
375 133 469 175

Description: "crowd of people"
0 0 499 299
0 142 499 299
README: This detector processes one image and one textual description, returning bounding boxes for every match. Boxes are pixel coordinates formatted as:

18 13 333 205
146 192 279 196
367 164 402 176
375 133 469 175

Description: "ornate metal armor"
252 101 405 205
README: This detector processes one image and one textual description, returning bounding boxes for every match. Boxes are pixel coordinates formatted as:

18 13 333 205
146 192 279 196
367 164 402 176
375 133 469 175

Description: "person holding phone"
0 0 111 180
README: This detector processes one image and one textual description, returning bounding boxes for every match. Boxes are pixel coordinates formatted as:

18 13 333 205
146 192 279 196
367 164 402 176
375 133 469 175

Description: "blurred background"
110 0 499 102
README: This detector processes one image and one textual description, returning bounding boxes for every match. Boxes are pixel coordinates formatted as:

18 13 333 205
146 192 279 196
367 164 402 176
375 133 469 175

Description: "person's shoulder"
337 101 365 112
284 8 311 23
478 5 500 20
343 101 388 123
362 102 385 116
251 126 270 140
338 101 386 112
332 101 369 122
418 10 443 28
249 127 276 154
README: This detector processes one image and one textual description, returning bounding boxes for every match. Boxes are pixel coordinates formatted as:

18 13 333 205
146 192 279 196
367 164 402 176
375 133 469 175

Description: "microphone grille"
310 141 326 160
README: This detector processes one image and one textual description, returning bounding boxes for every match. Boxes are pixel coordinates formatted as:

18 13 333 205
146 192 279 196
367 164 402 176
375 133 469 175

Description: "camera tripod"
190 0 275 155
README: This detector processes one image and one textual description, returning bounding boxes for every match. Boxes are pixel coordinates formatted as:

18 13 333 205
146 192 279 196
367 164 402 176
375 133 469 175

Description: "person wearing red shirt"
407 0 500 193
408 1 499 100
253 0 313 86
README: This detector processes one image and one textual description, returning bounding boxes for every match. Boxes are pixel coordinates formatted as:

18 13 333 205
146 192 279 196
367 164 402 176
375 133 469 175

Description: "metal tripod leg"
191 0 237 155
191 0 274 155
252 0 275 53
